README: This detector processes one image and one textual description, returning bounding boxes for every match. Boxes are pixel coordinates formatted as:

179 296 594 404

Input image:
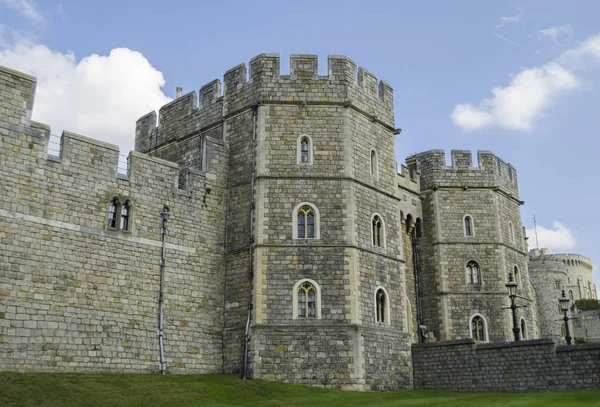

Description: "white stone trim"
374 286 391 325
292 278 322 319
296 134 314 165
468 313 489 342
292 202 320 239
370 212 386 249
463 214 475 237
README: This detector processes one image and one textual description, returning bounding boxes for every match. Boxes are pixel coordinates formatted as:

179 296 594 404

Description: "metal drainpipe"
157 208 170 374
242 105 258 379
411 225 426 343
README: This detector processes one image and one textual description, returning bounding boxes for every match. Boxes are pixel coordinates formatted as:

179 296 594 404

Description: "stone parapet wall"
412 339 600 392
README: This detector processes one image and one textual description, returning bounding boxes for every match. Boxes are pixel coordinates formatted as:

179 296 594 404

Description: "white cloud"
0 41 172 154
1 0 44 22
452 33 600 131
526 221 575 251
539 24 573 40
495 10 523 29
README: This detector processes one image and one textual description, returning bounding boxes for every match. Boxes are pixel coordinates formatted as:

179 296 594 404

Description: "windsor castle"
0 54 598 392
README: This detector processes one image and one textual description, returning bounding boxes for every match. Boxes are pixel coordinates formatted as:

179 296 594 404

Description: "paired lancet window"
108 197 131 231
466 261 481 284
293 279 321 319
293 203 320 239
371 214 385 248
470 315 487 341
297 134 313 164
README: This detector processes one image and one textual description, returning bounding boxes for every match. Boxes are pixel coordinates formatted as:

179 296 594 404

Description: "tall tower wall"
408 150 536 342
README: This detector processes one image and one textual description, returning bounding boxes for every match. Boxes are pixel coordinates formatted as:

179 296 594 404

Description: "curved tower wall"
528 251 568 342
407 150 537 342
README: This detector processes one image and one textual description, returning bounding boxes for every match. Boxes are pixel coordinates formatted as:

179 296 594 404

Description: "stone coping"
63 131 119 151
556 343 600 352
0 65 36 81
412 338 560 350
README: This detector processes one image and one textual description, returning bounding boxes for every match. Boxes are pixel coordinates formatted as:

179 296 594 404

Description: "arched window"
108 198 119 229
464 215 474 237
292 202 320 239
370 149 378 178
374 287 390 324
296 134 313 164
371 214 385 248
293 279 321 319
466 261 481 284
508 221 514 243
569 290 574 300
561 323 566 337
513 266 519 285
120 201 130 231
297 205 315 238
520 318 527 340
470 314 487 341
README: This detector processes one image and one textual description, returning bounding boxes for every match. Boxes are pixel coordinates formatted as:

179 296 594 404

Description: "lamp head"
505 272 518 297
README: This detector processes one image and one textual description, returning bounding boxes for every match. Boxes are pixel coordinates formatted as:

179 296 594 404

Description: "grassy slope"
1 373 599 407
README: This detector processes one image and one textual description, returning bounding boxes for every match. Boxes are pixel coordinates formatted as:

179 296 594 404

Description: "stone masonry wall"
0 66 225 373
412 339 600 392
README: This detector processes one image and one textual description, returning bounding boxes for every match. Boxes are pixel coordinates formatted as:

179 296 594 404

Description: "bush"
574 299 600 311
574 337 588 344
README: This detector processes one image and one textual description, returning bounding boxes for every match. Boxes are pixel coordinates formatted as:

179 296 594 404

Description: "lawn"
1 373 599 407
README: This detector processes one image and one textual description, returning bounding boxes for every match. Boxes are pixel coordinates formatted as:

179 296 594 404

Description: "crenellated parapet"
396 164 420 195
134 54 395 153
406 149 520 199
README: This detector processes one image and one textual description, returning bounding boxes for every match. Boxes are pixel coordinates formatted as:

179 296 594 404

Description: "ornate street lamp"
559 290 572 345
503 272 526 341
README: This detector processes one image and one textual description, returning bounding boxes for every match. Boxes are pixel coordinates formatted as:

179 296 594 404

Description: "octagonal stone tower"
406 150 538 342
135 54 412 391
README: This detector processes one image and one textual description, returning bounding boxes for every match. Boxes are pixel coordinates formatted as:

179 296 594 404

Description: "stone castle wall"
0 66 226 373
412 339 600 392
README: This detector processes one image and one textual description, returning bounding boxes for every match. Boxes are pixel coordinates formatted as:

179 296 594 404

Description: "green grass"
1 373 599 407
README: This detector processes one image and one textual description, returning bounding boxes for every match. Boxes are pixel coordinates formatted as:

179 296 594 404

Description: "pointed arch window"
293 279 321 319
464 215 473 236
107 197 132 232
371 214 385 248
296 134 313 164
297 205 315 238
470 315 487 341
508 221 515 243
466 261 481 284
513 265 519 285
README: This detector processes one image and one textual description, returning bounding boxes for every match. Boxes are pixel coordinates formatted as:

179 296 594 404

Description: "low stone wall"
412 339 600 392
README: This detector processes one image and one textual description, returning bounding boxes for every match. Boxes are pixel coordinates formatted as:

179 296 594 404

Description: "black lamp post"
503 272 525 341
559 290 572 345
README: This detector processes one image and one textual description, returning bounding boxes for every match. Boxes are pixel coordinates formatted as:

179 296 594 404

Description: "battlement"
396 163 421 194
406 149 520 197
0 65 37 128
135 54 395 153
530 250 594 271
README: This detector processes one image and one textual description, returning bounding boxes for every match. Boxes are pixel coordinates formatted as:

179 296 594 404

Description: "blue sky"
1 0 598 292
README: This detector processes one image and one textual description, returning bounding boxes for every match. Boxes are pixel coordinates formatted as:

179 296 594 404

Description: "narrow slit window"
370 150 377 177
108 198 119 229
120 201 130 231
300 138 309 163
464 216 473 236
376 289 386 323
